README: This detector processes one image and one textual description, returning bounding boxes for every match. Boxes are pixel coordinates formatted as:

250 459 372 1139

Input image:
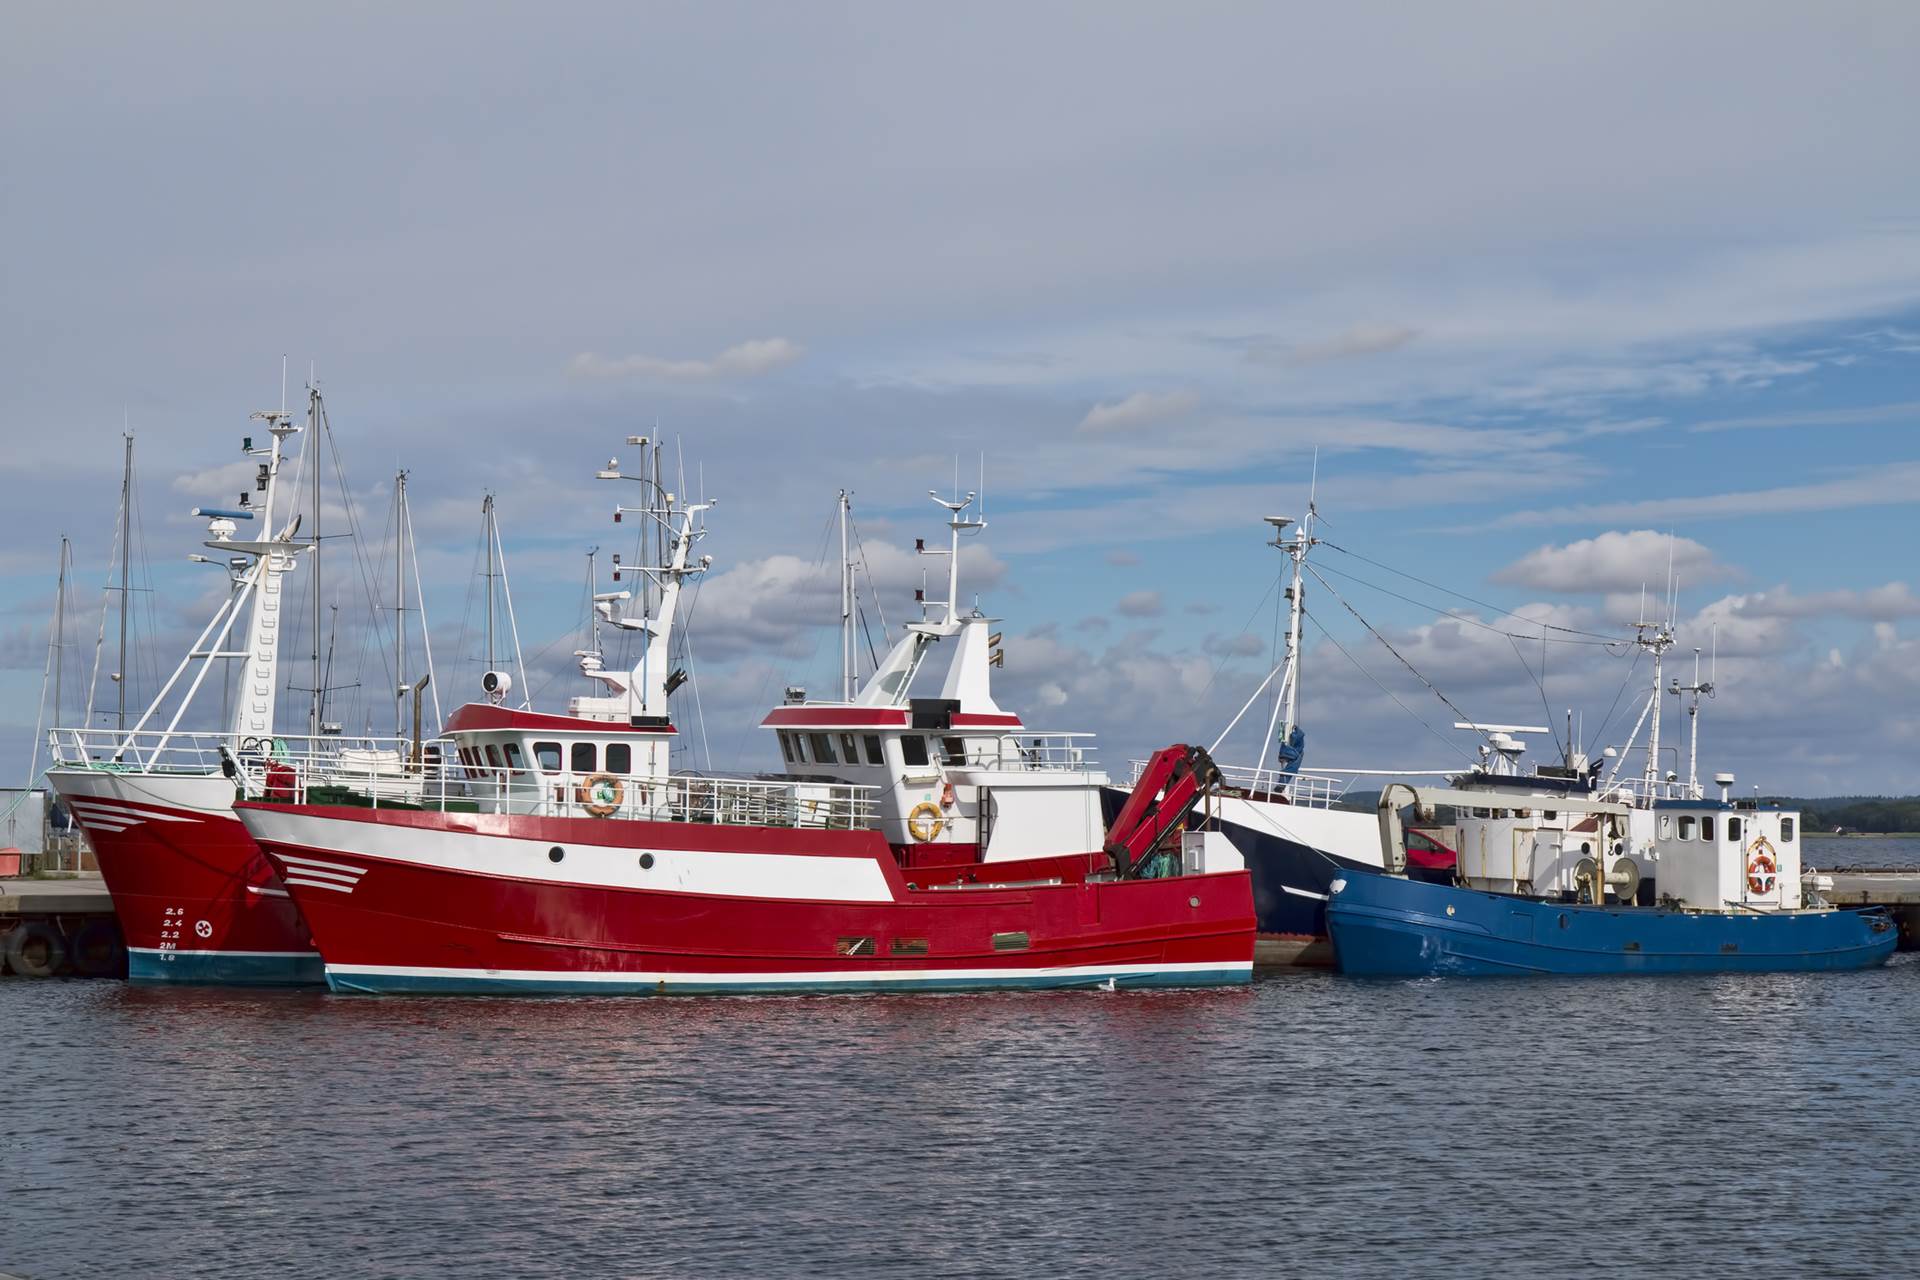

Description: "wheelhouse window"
1780 817 1796 842
534 741 561 772
809 733 837 764
484 745 503 769
792 733 809 762
901 735 929 767
778 733 794 763
863 734 884 766
503 743 525 774
839 733 860 765
1678 816 1695 839
606 742 631 774
1726 816 1742 842
571 742 597 774
942 736 967 764
1701 816 1715 842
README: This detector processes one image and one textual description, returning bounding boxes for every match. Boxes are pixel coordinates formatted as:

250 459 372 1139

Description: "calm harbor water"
2 836 1915 1279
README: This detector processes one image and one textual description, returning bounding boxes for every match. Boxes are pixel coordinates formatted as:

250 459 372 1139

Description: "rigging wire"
1301 611 1477 769
1304 562 1484 737
1317 540 1628 644
1584 647 1646 759
1311 557 1626 649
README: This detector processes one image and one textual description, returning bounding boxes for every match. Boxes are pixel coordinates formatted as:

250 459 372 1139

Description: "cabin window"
1678 816 1695 839
1780 818 1795 843
1542 810 1557 822
839 733 859 764
942 736 967 764
606 743 631 775
778 733 794 763
901 735 929 767
1726 816 1742 842
503 743 525 774
863 734 884 766
458 746 473 767
534 741 561 772
1701 816 1715 842
571 742 597 774
484 745 503 770
809 733 837 764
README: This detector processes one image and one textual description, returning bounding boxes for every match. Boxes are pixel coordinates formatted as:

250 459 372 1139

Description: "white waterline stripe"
326 958 1251 985
128 947 320 958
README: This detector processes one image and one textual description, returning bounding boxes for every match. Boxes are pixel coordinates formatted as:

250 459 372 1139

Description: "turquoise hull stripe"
326 967 1250 997
129 949 327 986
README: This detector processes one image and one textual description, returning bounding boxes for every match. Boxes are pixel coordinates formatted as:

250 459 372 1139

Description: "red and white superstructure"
235 443 1254 995
761 490 1111 883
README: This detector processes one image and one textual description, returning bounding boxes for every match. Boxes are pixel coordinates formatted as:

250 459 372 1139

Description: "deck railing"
951 732 1101 774
46 727 442 802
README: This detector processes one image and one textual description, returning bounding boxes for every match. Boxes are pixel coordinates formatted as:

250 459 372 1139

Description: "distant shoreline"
1807 832 1920 839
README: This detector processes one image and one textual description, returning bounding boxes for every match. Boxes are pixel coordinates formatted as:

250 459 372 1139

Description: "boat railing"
1598 776 1705 806
952 732 1100 774
46 726 440 795
275 754 882 831
1129 758 1350 809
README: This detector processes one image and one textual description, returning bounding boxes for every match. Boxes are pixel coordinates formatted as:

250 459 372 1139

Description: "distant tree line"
1767 796 1920 835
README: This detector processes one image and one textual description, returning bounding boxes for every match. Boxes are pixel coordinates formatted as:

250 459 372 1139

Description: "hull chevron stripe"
280 865 361 886
279 853 369 877
283 876 358 894
70 799 199 823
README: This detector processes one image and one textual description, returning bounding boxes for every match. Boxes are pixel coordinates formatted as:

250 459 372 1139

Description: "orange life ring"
577 773 624 817
1745 837 1779 896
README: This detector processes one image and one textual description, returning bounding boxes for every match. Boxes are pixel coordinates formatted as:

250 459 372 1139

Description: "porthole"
638 853 655 870
548 846 565 863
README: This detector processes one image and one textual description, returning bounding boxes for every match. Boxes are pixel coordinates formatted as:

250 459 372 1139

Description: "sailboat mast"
839 490 853 701
395 469 409 737
117 432 132 731
308 386 324 737
54 536 69 726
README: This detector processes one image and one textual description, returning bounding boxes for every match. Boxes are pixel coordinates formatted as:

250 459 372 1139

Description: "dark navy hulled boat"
1327 783 1897 978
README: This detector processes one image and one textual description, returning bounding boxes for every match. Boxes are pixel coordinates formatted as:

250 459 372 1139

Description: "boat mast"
307 385 324 737
483 492 497 673
839 489 854 701
54 536 69 728
395 469 409 737
116 432 132 731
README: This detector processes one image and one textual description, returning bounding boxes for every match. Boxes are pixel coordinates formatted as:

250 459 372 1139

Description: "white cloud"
1115 590 1163 618
1252 323 1420 368
568 338 804 381
1493 531 1730 595
1078 389 1200 434
1496 462 1920 528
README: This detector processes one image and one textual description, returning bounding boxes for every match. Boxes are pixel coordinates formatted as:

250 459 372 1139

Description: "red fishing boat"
231 443 1253 995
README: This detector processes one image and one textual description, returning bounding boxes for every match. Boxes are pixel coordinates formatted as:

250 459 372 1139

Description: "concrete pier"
1 875 122 977
1814 869 1920 949
0 875 116 918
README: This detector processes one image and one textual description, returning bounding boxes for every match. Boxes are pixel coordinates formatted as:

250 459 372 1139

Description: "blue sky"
5 3 1920 795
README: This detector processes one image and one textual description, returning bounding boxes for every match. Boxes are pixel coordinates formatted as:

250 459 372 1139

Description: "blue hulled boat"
1326 782 1898 978
1327 868 1895 976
